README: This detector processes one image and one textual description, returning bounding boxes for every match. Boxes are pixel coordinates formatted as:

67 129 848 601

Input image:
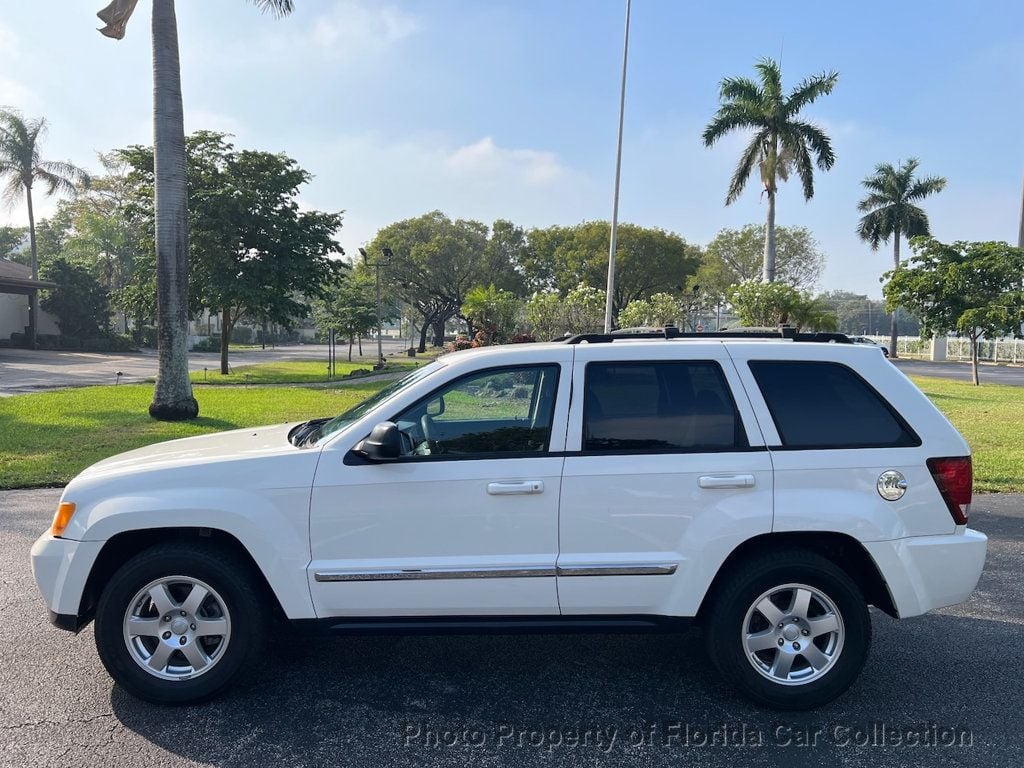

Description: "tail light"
927 456 972 525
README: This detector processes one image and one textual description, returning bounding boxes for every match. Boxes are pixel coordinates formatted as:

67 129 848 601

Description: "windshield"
309 361 444 445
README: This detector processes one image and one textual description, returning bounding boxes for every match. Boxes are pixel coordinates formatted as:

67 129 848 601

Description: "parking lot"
2 488 1022 768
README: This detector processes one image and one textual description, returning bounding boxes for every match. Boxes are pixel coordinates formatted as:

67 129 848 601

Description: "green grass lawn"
0 374 1020 492
908 376 1024 493
0 383 384 489
189 358 423 385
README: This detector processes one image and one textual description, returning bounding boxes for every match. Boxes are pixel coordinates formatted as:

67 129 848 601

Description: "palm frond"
726 129 768 205
248 0 294 17
753 58 782 101
701 104 762 147
784 71 839 116
857 193 892 212
789 120 835 170
0 172 24 209
789 140 815 200
902 203 931 238
718 76 762 104
857 210 888 250
906 174 947 201
36 159 90 192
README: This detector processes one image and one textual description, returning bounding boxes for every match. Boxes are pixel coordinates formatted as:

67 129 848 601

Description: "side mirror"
426 395 445 417
352 421 402 461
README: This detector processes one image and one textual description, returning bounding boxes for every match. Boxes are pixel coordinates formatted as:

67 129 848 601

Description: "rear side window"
749 361 918 449
583 361 747 452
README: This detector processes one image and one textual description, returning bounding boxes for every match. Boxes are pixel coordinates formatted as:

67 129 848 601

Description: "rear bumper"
30 533 104 632
864 529 987 618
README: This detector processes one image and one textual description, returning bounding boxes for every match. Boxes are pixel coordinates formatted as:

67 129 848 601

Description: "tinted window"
583 361 747 452
392 365 559 457
749 361 918 449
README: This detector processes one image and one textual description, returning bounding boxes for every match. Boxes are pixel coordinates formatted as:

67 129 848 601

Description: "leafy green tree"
884 238 1024 385
727 281 837 331
482 220 529 296
365 211 491 352
703 58 838 283
617 293 684 328
522 221 701 315
526 284 606 340
0 110 88 348
0 225 25 261
121 132 344 374
313 272 378 361
39 258 111 339
461 284 523 344
96 0 295 420
694 224 824 304
857 158 946 358
817 289 918 337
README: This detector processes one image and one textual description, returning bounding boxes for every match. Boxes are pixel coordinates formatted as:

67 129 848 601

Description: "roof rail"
556 326 853 345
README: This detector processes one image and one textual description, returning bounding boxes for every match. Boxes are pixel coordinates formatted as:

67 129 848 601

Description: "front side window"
391 365 560 458
749 360 918 449
582 361 747 452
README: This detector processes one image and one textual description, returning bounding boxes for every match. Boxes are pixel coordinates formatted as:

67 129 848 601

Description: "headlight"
50 502 76 537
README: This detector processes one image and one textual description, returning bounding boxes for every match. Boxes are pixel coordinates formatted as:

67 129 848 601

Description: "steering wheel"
420 413 443 454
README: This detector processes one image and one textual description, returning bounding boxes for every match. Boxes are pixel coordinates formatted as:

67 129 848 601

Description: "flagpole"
603 0 631 333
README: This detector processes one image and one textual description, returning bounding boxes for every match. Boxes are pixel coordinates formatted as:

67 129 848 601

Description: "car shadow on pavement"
108 613 1016 767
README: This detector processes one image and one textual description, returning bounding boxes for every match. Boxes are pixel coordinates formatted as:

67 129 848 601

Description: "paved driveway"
1 489 1021 767
893 359 1024 386
0 340 412 395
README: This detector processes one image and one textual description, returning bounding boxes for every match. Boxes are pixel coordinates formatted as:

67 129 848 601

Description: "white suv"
31 331 987 709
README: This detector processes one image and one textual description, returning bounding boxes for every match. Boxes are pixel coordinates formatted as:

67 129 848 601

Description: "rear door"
556 342 774 617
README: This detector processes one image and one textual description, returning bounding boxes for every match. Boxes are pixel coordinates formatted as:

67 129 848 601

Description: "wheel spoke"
807 613 839 637
126 616 162 638
180 584 209 616
790 588 812 620
801 644 831 670
148 583 176 616
147 642 174 672
194 618 228 638
770 651 794 680
745 630 779 653
180 641 209 671
755 597 784 626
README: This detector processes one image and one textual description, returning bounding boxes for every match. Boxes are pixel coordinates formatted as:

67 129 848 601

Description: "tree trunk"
762 189 777 283
417 321 430 353
357 334 362 356
348 333 353 362
220 307 231 375
25 187 37 349
148 0 198 420
889 227 901 359
971 332 980 386
432 318 445 347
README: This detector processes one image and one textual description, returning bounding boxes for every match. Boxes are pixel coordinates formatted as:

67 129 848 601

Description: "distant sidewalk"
893 359 1024 387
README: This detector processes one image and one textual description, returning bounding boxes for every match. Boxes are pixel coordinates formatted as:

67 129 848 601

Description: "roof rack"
556 326 853 345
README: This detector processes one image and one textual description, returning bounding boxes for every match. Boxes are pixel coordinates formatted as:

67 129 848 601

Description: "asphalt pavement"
0 340 413 395
1 488 1022 767
893 358 1024 386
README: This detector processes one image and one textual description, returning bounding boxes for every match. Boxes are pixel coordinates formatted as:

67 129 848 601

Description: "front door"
308 356 571 617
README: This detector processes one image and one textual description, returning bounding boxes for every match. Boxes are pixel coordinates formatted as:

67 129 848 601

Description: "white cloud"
0 22 19 59
184 108 244 137
446 137 567 187
0 75 35 112
307 1 418 58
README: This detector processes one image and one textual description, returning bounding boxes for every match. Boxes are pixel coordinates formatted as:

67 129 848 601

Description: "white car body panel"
31 339 986 629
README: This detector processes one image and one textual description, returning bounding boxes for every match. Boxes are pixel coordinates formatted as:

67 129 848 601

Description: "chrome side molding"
313 563 677 582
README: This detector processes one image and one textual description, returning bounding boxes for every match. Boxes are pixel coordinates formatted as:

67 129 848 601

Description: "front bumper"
863 528 988 618
30 533 104 633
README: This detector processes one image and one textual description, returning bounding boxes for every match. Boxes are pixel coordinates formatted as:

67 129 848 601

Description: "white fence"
865 335 1024 363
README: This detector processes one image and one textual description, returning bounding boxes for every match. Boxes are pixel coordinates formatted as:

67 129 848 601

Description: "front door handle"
487 480 544 495
698 474 755 489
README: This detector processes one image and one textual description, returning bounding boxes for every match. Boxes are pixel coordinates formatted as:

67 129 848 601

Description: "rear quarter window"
749 360 919 449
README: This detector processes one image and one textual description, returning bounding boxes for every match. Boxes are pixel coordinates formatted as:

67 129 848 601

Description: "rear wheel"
95 542 267 704
704 549 871 709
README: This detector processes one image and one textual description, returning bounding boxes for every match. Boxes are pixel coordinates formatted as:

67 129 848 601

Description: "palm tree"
857 158 946 359
703 58 838 283
96 0 294 420
0 111 89 349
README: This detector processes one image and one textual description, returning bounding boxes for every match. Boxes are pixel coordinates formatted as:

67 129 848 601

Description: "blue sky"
2 0 1022 297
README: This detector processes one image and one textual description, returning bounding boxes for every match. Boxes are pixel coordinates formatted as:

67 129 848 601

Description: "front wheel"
94 542 267 704
704 549 871 710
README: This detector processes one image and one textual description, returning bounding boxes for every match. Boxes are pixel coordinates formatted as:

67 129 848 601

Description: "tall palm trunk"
889 226 901 359
763 189 777 283
25 186 37 349
149 0 198 420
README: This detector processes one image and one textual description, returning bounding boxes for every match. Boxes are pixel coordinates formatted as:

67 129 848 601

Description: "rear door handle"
698 474 755 489
487 480 544 495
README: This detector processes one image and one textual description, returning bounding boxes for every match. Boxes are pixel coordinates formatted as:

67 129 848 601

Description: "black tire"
94 541 267 704
704 548 871 710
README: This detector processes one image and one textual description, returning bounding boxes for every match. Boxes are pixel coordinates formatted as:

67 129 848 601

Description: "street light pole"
603 0 631 334
359 246 392 369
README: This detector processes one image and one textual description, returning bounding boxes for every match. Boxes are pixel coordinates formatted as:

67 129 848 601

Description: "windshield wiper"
289 417 331 447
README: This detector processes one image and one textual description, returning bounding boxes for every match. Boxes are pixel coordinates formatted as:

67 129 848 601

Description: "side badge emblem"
877 470 908 501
